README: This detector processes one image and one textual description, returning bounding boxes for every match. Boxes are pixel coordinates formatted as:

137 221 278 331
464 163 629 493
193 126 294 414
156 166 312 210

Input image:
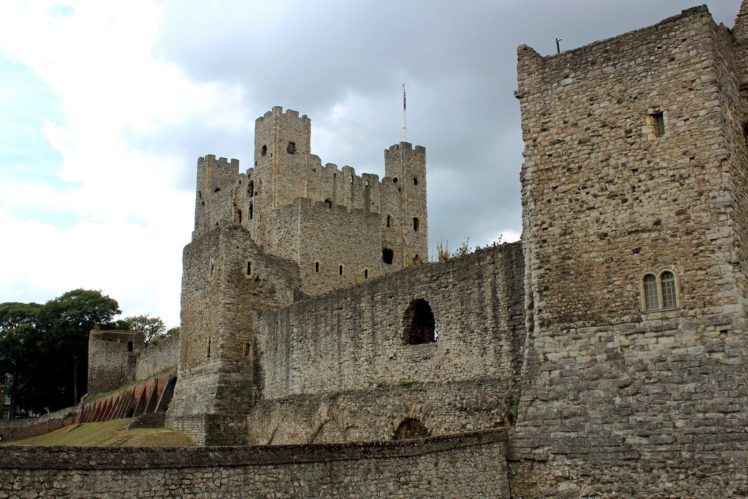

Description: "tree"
119 315 166 344
1 290 134 416
36 289 121 408
0 302 42 418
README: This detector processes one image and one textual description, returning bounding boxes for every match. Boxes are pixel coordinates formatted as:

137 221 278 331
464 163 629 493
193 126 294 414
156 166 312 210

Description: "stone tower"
510 5 748 494
168 107 429 444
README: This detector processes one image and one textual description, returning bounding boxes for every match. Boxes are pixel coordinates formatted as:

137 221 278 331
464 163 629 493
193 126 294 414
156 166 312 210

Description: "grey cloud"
149 0 741 252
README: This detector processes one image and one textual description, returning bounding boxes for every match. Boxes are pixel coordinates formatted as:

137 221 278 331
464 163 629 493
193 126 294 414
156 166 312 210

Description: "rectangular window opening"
650 111 665 138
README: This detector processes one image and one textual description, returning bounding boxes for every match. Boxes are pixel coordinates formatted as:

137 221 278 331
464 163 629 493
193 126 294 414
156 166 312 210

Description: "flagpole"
402 83 407 143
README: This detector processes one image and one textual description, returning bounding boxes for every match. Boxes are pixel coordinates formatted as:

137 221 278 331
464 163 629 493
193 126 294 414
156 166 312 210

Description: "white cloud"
0 0 252 324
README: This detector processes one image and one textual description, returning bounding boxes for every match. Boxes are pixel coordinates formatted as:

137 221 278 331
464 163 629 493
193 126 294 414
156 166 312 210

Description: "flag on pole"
403 84 406 110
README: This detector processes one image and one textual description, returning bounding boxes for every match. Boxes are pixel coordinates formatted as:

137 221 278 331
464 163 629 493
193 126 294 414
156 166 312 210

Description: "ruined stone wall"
512 6 748 495
0 430 510 498
87 330 144 395
168 224 301 445
135 333 179 382
250 243 524 443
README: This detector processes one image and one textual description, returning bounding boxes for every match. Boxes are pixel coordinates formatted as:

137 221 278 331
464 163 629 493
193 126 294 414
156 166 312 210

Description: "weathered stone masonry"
512 5 748 496
13 3 748 497
0 430 511 498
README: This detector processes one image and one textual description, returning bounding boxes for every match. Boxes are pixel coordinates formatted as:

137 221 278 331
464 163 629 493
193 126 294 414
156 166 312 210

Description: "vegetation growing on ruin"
2 418 195 447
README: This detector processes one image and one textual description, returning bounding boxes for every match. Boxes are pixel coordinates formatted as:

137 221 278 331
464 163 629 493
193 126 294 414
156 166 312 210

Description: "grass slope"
3 418 195 447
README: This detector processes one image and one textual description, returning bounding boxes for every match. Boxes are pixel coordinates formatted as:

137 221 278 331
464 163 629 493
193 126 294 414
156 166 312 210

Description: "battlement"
386 142 426 154
256 106 310 126
198 154 240 169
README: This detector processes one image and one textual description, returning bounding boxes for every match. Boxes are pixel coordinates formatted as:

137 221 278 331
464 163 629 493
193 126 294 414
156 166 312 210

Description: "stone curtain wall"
135 333 179 381
249 243 524 444
512 6 748 495
0 430 510 498
259 242 524 398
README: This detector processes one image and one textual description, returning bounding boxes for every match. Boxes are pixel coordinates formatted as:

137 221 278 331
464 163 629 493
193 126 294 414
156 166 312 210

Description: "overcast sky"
0 0 741 326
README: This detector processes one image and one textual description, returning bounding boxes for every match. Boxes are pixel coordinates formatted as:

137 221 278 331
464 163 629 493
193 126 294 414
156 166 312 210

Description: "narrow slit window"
236 209 242 224
249 202 254 220
643 274 658 311
386 215 392 228
248 181 254 197
413 217 420 231
339 265 344 276
246 261 252 276
315 262 320 273
364 269 369 279
650 111 665 138
207 338 211 359
660 271 677 309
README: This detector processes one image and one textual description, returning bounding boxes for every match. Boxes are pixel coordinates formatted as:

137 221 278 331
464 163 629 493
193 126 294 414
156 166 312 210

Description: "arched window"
403 299 436 345
660 271 677 309
325 199 332 209
643 274 658 311
642 271 678 312
393 418 430 440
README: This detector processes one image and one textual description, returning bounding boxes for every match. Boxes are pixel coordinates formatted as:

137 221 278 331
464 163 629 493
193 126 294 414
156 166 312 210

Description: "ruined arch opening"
393 418 430 440
402 298 436 345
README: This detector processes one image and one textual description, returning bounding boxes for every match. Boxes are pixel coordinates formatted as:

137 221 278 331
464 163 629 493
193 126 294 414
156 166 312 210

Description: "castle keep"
3 3 747 497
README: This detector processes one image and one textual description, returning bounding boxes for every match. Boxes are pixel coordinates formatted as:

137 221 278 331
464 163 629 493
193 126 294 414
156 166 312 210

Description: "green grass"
2 418 195 447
